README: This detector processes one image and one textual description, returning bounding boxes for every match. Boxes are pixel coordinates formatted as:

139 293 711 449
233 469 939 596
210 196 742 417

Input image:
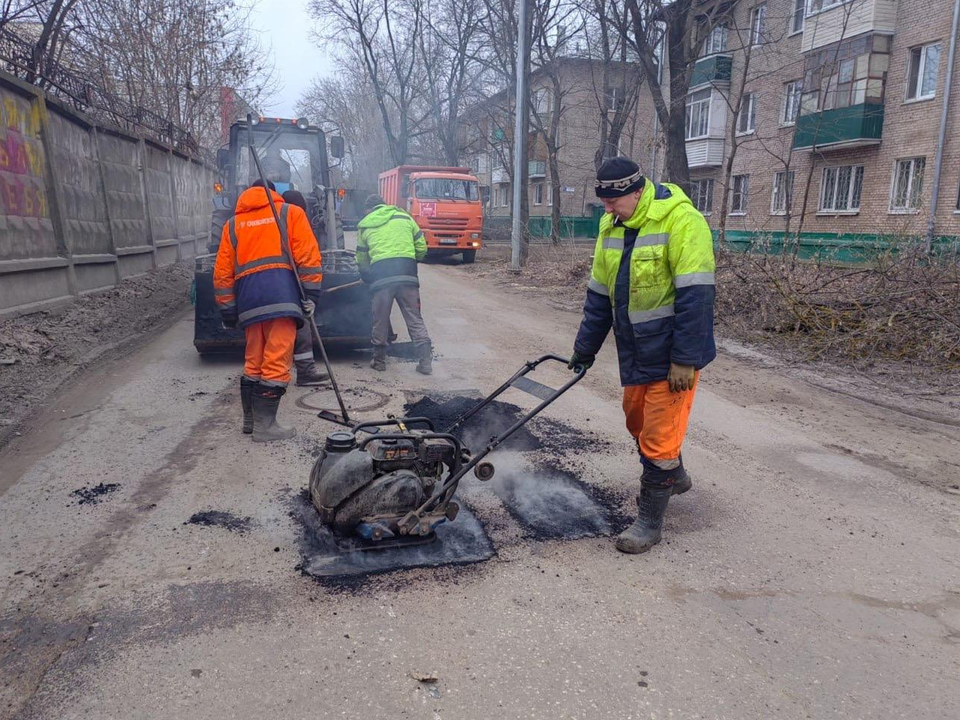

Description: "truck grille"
426 218 468 229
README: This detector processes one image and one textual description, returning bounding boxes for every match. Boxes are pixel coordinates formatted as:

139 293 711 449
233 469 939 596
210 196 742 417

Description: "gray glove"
301 299 316 317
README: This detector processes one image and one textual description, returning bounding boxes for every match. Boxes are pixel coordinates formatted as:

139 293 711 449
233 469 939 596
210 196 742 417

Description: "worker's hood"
235 186 285 215
358 204 403 229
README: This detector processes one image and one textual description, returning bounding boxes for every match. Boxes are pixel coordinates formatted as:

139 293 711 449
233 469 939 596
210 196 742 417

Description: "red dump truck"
378 165 483 263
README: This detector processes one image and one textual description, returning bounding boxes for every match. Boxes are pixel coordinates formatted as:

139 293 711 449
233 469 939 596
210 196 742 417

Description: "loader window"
236 130 321 194
414 178 479 202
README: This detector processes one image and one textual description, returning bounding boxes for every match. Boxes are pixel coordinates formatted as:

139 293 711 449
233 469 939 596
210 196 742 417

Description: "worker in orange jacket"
214 180 323 442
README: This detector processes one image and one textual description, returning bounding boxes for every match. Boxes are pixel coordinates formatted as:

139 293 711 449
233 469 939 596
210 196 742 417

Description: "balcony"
689 54 732 89
802 0 897 53
491 167 509 184
685 138 724 168
528 160 546 178
793 103 884 151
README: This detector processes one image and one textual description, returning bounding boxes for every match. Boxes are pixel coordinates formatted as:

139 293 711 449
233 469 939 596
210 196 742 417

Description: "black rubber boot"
295 363 329 386
673 462 692 496
416 343 433 375
240 377 257 435
371 346 387 372
251 385 297 442
616 468 674 554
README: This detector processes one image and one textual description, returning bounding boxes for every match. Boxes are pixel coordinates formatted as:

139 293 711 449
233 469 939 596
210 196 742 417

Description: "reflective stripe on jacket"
356 204 427 289
574 181 716 386
213 187 323 329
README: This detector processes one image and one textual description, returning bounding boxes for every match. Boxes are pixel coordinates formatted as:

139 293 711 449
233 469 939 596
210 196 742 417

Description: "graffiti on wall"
0 95 48 220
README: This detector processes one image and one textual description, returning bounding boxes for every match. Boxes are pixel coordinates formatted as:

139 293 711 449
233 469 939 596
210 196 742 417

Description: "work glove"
568 351 595 371
301 299 316 317
667 362 696 393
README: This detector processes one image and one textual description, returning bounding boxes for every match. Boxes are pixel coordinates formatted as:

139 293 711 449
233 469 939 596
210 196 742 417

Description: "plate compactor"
309 355 586 550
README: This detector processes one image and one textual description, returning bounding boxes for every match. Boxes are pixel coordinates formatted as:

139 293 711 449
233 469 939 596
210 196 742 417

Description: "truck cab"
379 166 483 263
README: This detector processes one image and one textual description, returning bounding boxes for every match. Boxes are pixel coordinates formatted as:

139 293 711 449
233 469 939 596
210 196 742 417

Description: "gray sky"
250 0 335 117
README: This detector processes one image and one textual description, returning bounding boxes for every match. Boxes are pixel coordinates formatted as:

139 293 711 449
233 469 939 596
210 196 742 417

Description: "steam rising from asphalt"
486 452 611 539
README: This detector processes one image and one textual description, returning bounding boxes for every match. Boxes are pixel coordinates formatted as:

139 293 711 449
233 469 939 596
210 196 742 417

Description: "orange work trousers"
243 317 297 387
622 374 699 470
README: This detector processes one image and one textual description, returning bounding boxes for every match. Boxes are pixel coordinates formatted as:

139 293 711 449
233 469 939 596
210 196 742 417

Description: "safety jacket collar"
600 181 690 235
358 204 403 229
235 187 285 214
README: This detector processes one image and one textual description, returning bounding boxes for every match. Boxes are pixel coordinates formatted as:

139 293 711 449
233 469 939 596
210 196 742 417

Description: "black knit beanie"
595 157 645 198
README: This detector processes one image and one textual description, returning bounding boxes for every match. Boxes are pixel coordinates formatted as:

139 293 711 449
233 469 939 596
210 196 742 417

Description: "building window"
547 183 553 206
819 165 864 212
498 185 510 208
801 36 891 117
701 25 727 56
782 81 802 125
730 175 749 214
737 93 756 135
791 0 805 34
890 158 926 212
533 183 543 205
906 43 942 101
691 179 714 214
750 4 767 46
685 88 712 140
771 171 795 214
808 0 852 12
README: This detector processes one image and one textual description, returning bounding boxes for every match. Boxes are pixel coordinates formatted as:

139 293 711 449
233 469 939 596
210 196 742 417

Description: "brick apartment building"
459 59 657 237
461 0 959 248
689 0 960 250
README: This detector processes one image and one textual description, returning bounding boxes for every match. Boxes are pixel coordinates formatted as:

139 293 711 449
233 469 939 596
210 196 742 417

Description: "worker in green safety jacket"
357 194 432 374
569 157 716 555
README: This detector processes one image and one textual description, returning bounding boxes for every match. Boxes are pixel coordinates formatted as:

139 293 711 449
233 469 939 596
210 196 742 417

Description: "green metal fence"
720 230 960 264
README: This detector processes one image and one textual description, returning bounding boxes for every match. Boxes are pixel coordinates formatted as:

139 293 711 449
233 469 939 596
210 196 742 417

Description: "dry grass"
715 242 960 373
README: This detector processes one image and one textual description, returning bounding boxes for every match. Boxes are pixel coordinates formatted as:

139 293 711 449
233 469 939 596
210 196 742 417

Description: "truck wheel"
462 250 477 264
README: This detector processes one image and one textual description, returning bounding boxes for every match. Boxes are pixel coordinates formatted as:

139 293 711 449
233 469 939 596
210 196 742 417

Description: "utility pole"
510 0 530 270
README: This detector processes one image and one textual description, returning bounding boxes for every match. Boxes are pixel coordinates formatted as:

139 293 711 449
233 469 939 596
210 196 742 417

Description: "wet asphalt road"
1 254 959 719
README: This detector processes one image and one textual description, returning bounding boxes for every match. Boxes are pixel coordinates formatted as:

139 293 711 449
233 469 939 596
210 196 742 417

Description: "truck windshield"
414 178 479 201
236 128 320 195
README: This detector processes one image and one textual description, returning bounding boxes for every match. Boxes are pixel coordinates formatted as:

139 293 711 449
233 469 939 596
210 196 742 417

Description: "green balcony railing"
793 103 885 150
690 54 732 88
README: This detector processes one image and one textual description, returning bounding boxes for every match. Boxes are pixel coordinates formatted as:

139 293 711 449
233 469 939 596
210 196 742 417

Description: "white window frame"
790 0 805 34
737 93 757 136
533 182 543 206
685 88 712 140
771 170 795 215
547 182 554 206
701 25 728 56
905 43 942 102
889 157 926 214
750 4 767 46
818 164 864 214
807 0 852 14
730 175 749 215
692 178 714 215
782 81 802 125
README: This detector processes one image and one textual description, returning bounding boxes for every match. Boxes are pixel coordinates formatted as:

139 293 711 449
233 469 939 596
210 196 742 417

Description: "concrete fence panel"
0 76 71 315
46 103 115 294
0 69 214 318
97 128 153 279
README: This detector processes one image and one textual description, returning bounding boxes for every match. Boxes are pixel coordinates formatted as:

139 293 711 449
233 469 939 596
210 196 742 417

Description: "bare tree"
310 0 425 166
417 0 486 166
614 0 734 190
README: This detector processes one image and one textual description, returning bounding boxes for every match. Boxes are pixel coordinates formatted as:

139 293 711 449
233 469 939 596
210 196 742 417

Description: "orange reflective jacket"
213 187 323 328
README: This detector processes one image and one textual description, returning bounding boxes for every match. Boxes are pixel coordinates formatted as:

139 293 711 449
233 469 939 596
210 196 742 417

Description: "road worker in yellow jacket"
569 157 716 554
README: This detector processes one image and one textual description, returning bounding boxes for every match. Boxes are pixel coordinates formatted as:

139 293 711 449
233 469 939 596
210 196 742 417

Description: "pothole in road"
283 393 629 583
